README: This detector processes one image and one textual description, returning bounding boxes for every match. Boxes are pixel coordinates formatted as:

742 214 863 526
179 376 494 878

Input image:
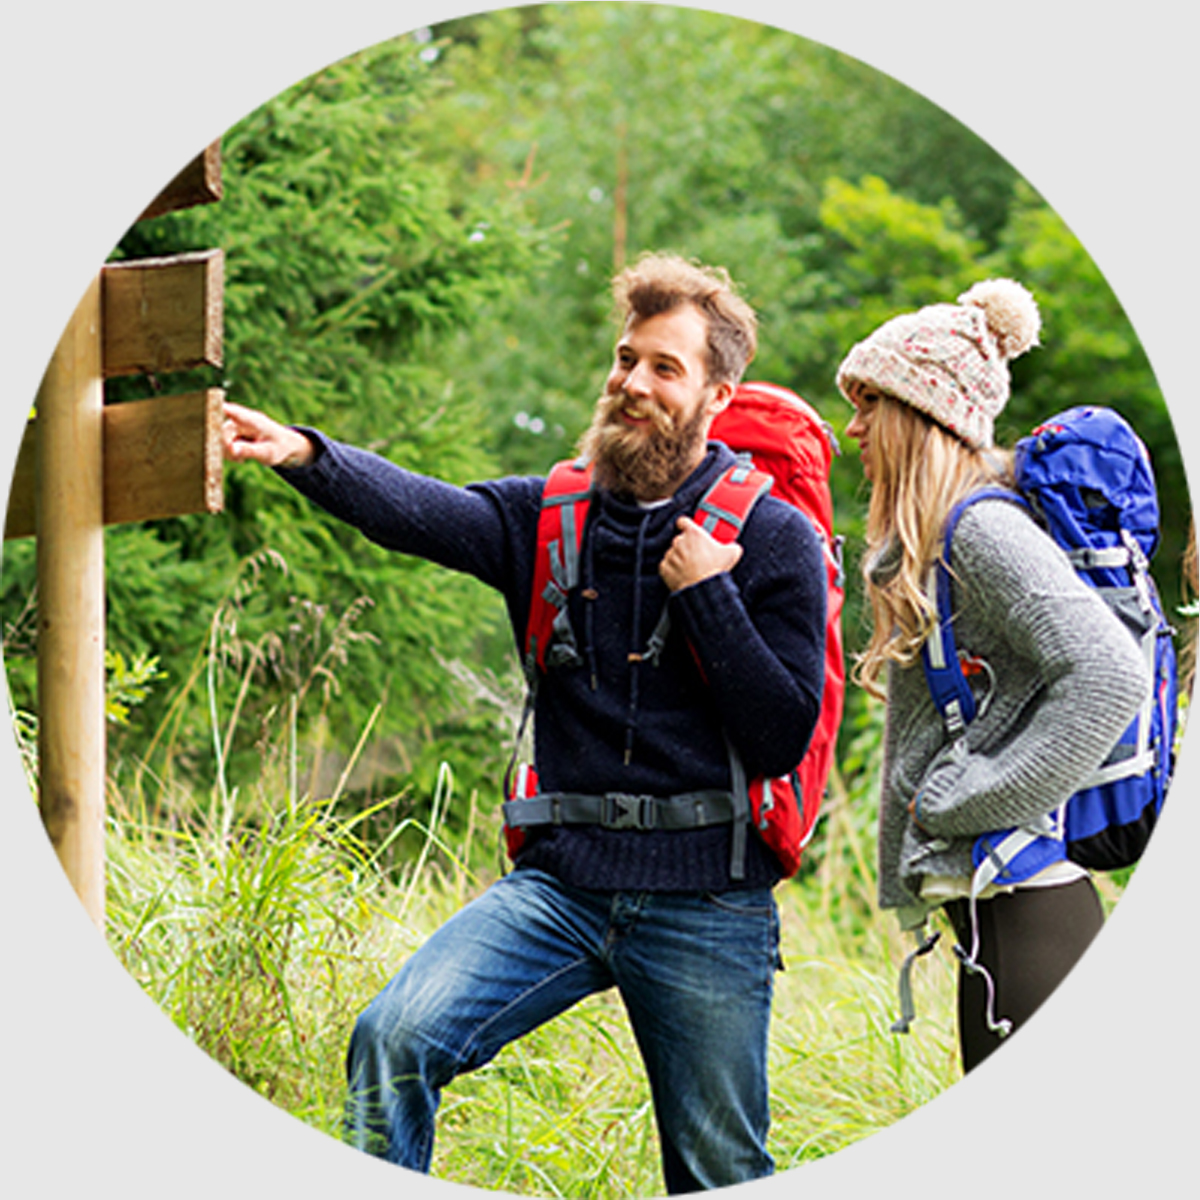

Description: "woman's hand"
907 794 933 834
222 401 314 468
660 515 743 593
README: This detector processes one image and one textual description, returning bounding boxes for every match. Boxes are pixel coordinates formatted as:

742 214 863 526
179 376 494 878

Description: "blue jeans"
345 866 781 1193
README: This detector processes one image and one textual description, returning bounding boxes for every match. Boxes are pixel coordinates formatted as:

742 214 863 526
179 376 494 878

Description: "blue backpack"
922 405 1178 892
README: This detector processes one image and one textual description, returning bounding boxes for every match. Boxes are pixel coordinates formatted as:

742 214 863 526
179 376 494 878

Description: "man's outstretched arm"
220 399 544 610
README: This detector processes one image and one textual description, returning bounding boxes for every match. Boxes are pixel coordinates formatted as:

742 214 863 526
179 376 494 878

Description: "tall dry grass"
16 573 1142 1195
96 665 966 1196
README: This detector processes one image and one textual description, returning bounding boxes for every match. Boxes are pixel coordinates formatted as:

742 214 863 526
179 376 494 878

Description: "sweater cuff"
273 425 328 477
909 749 968 835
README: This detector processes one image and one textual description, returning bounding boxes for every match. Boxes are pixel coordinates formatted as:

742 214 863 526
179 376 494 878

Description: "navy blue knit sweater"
278 432 827 892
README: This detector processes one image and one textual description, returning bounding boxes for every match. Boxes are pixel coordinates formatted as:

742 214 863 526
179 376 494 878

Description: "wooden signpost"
4 143 226 929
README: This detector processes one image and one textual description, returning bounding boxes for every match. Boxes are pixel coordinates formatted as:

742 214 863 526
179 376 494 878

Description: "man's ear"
705 380 735 420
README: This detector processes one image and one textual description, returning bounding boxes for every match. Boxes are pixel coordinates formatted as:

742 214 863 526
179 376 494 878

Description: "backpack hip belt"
502 788 738 833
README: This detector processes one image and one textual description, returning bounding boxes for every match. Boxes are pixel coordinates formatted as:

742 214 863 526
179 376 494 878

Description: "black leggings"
943 876 1105 1073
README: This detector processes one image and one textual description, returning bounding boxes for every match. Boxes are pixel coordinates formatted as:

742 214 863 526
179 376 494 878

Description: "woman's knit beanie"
835 279 1041 449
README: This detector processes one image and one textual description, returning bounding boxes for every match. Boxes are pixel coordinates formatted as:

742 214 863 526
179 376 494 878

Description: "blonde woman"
836 281 1150 1071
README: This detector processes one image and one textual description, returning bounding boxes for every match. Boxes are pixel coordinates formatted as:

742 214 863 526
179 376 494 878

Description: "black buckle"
603 793 654 830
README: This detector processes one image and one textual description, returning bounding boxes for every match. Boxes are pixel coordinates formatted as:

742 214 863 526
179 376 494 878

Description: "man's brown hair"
611 253 758 385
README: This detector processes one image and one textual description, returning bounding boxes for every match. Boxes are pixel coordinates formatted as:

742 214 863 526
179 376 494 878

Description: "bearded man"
222 253 826 1193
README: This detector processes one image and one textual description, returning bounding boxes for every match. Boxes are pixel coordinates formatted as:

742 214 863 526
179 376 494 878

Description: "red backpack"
507 381 844 879
710 382 845 850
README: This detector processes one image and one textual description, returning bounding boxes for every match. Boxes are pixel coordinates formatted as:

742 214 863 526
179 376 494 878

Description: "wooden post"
7 142 224 927
35 275 107 928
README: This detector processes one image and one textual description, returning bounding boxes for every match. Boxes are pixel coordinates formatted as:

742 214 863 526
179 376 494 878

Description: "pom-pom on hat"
835 279 1041 449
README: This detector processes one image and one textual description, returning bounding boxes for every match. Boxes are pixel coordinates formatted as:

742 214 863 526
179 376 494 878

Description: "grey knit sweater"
873 497 1151 923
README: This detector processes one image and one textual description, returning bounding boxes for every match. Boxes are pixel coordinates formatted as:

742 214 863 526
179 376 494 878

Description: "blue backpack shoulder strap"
921 487 1029 736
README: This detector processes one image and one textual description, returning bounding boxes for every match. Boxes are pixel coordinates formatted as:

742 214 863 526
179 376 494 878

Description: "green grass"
46 600 1132 1196
98 739 965 1197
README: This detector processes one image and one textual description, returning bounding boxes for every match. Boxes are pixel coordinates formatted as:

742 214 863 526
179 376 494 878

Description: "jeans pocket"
709 889 784 979
700 888 777 918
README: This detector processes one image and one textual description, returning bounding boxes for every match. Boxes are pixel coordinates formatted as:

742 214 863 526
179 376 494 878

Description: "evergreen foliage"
4 32 554 811
1 9 1185 1191
3 1 1187 883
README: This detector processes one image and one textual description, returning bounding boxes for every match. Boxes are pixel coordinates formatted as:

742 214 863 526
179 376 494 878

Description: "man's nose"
624 360 652 397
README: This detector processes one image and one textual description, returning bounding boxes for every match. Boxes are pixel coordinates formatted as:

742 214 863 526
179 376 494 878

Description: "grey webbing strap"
642 606 672 666
891 927 942 1034
538 465 593 669
922 564 971 738
953 891 1013 1040
548 605 582 667
1085 746 1156 788
724 736 750 881
502 789 737 832
954 842 1032 1040
545 524 584 667
1123 529 1155 614
1067 545 1130 571
502 675 538 810
923 567 949 668
697 499 748 534
559 503 581 591
1077 608 1158 789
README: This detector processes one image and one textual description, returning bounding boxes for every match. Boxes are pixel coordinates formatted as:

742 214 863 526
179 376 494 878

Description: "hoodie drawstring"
623 511 654 764
581 519 599 692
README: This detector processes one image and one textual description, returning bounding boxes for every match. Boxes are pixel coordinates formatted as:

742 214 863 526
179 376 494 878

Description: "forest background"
5 3 1187 811
1 4 1191 1195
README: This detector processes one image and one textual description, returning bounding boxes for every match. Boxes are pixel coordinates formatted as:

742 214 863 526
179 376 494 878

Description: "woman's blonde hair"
855 393 1013 698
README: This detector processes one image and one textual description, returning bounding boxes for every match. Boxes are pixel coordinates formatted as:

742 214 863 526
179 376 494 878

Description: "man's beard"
579 390 711 502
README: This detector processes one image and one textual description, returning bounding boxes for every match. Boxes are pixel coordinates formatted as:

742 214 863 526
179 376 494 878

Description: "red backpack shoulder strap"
694 458 773 544
525 458 594 674
658 459 771 667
